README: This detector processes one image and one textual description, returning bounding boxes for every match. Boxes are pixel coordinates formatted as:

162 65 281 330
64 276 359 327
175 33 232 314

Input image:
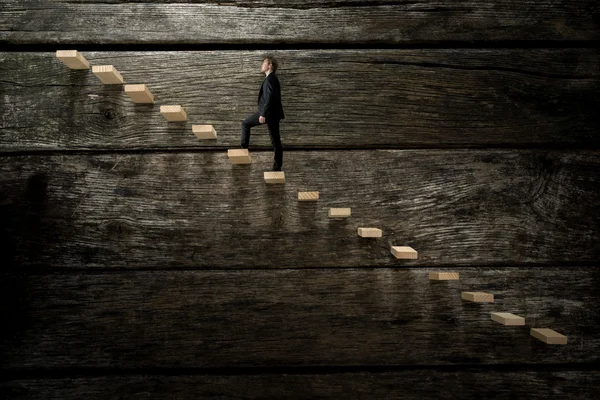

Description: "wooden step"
92 65 124 84
160 105 187 121
124 84 154 104
227 149 251 164
264 171 285 184
390 246 418 259
192 125 217 139
298 191 319 201
56 50 90 69
461 292 494 303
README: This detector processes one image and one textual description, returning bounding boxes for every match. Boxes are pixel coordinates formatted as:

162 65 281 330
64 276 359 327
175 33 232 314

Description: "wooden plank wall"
1 1 599 398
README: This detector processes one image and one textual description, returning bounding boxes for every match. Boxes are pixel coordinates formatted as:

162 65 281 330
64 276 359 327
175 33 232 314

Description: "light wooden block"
160 105 187 121
357 228 382 238
92 65 124 84
56 50 90 69
227 149 251 164
461 292 494 303
124 84 154 103
264 171 285 184
328 208 351 218
530 328 567 345
429 272 459 280
390 246 418 259
491 312 525 326
298 192 319 201
192 125 217 139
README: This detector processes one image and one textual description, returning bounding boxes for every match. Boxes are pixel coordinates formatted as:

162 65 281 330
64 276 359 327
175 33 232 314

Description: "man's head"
261 56 278 74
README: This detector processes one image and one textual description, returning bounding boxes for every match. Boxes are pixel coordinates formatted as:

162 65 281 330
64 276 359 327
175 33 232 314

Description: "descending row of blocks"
427 272 567 344
227 149 417 259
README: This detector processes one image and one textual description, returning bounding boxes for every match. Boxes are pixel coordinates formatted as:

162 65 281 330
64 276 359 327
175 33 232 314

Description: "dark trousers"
241 111 283 170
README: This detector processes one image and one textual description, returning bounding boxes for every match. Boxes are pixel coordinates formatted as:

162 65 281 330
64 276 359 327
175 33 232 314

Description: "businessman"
241 56 285 171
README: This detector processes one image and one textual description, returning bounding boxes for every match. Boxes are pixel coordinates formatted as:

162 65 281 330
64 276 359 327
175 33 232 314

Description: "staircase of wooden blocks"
56 50 568 348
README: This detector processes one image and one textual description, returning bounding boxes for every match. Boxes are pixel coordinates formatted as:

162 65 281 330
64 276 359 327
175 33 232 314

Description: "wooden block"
124 84 154 103
92 65 124 84
264 171 285 184
530 328 567 345
56 50 90 69
192 125 217 139
227 149 251 164
491 312 525 326
328 208 351 218
160 105 187 121
429 272 459 280
390 246 418 259
298 191 319 201
461 292 494 303
357 228 382 238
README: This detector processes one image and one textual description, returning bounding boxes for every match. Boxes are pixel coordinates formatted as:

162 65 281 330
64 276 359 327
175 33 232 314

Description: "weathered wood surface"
2 370 599 399
1 267 599 369
1 150 598 269
1 0 598 45
1 50 599 152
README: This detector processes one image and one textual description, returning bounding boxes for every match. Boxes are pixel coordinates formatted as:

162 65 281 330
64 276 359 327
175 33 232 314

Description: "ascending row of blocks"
57 51 126 85
57 51 202 126
427 272 567 344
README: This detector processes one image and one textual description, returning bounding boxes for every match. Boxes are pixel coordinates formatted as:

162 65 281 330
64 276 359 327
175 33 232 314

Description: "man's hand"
259 116 266 124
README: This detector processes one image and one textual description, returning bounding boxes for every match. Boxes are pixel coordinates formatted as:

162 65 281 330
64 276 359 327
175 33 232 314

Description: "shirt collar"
265 70 272 77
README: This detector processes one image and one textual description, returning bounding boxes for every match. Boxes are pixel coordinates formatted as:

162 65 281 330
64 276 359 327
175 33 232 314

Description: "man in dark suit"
241 56 285 171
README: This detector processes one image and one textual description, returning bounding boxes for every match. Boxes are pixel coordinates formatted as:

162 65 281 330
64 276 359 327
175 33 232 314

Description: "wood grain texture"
1 266 599 369
1 150 598 269
1 49 599 152
1 370 600 399
1 0 598 45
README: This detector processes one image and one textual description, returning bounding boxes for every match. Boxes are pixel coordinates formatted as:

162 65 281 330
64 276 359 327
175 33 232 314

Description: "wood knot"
103 109 115 120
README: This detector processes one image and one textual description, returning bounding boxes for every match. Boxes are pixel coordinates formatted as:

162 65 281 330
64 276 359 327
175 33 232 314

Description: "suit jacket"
258 73 285 120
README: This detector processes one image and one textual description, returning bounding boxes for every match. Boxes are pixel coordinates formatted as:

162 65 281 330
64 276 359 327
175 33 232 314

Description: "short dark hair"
264 56 278 73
